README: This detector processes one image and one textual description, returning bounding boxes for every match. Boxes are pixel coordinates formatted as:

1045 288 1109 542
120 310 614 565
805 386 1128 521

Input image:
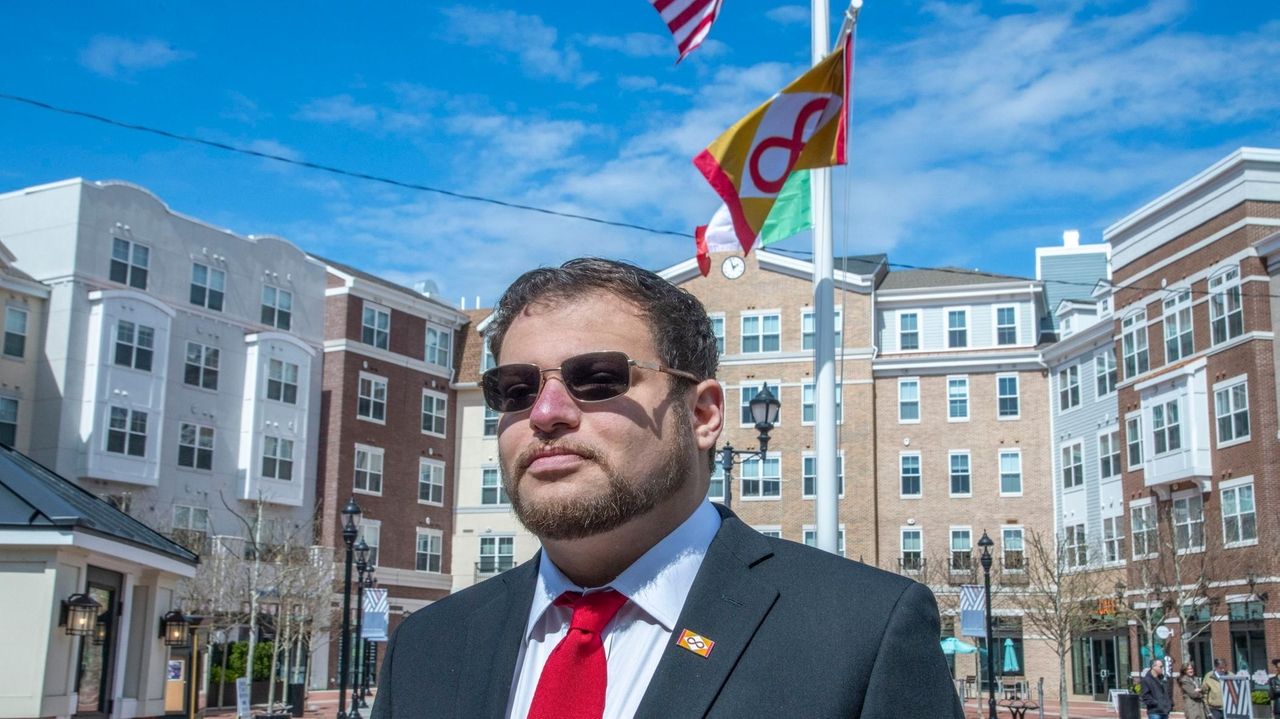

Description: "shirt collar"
526 500 721 638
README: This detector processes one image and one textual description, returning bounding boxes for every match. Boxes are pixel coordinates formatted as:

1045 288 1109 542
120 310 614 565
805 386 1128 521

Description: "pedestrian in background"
1203 658 1230 719
1141 659 1173 719
1268 658 1280 718
1178 662 1208 719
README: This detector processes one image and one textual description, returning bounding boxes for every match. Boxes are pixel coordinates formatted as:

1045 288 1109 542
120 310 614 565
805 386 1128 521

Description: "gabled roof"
0 445 198 564
834 253 888 276
314 254 464 317
878 266 1032 291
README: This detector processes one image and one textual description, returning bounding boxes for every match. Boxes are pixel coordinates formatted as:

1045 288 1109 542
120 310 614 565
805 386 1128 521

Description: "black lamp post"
338 497 362 719
978 531 996 719
352 539 371 711
716 384 781 509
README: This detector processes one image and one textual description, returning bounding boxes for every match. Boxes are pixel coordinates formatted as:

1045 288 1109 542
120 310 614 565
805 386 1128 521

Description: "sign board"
235 676 251 719
959 584 986 637
1221 676 1252 719
361 588 389 641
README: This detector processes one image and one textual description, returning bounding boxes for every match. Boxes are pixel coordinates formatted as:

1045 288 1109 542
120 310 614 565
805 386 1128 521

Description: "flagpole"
810 0 838 555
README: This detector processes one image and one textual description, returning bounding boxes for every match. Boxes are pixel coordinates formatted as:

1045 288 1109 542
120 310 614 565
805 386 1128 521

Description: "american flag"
649 0 725 62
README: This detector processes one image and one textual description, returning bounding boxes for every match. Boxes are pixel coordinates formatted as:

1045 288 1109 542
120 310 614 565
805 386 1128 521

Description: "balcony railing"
897 556 925 575
475 558 515 582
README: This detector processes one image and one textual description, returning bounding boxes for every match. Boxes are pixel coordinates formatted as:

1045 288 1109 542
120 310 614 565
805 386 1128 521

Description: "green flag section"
759 170 811 246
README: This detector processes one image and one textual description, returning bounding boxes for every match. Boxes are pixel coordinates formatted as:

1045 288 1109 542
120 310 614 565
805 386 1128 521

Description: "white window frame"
753 525 782 539
417 457 445 506
899 451 922 499
359 518 381 567
1151 398 1182 456
1171 491 1205 554
357 372 388 424
898 310 920 351
1130 498 1158 559
1095 348 1117 398
480 465 509 506
999 448 1023 497
1102 515 1126 565
426 324 452 367
360 303 390 350
708 313 725 356
110 236 149 289
353 444 384 496
106 406 148 457
947 375 970 421
177 421 215 471
993 304 1019 346
898 377 920 424
420 389 448 436
1002 526 1024 572
483 406 499 437
900 527 924 572
801 305 842 351
803 525 846 557
478 535 515 574
1220 476 1257 548
1058 365 1080 412
266 358 299 405
261 284 293 331
801 380 842 425
1064 523 1088 569
740 310 781 354
261 435 294 481
114 320 155 372
945 307 969 348
190 262 226 312
3 306 28 359
1213 375 1250 448
1208 266 1244 345
948 450 972 498
738 451 781 500
1162 287 1194 362
183 341 220 391
1122 310 1149 379
996 373 1020 420
414 528 443 573
801 451 845 499
1060 440 1084 490
1125 413 1143 470
739 379 781 428
708 463 725 503
949 526 973 572
1097 428 1121 481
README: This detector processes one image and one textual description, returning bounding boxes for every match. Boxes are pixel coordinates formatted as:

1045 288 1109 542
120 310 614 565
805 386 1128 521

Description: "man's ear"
691 379 724 453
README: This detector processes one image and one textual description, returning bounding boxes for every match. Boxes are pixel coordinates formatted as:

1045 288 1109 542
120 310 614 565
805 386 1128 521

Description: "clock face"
721 256 746 279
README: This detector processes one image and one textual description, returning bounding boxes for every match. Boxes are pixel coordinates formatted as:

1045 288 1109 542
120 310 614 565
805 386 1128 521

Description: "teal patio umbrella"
940 637 978 655
1002 638 1020 673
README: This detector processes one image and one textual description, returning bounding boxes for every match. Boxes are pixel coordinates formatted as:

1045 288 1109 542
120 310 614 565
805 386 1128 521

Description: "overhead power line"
4 92 1278 301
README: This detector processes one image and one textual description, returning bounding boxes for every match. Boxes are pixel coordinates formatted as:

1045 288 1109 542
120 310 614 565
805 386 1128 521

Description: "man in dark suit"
372 258 962 718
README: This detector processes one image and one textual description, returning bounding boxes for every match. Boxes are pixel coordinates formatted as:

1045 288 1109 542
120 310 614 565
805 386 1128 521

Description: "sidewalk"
203 689 367 718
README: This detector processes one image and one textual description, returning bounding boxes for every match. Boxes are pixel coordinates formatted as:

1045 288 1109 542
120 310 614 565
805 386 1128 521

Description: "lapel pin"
676 629 715 658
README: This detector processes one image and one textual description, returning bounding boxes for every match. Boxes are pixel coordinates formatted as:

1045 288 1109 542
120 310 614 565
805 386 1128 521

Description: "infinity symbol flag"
693 35 850 255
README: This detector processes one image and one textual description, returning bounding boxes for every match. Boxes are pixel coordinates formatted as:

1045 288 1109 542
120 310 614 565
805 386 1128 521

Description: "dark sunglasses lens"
482 364 541 412
561 352 631 402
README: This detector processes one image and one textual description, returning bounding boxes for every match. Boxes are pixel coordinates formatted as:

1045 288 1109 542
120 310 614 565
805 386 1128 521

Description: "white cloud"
295 95 380 128
439 6 597 86
79 36 192 77
580 32 672 58
618 75 692 96
764 6 809 25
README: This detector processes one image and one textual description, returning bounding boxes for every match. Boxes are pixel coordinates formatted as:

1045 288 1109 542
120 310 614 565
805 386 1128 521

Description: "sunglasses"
481 350 700 413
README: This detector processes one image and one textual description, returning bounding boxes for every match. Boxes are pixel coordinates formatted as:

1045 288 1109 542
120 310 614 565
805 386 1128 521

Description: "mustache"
513 440 602 475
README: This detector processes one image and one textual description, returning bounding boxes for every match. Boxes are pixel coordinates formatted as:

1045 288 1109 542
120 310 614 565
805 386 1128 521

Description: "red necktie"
527 589 629 719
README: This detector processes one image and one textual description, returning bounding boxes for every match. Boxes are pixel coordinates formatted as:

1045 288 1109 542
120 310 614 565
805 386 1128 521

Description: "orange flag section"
693 35 849 255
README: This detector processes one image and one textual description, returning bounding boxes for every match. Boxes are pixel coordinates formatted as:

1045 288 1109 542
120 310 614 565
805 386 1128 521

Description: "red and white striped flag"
649 0 724 62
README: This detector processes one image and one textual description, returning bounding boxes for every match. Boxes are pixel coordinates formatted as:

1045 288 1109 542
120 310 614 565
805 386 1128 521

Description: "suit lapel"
634 510 777 719
456 556 539 718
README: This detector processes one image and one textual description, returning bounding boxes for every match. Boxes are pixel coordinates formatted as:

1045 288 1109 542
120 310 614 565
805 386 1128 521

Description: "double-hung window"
1095 348 1116 397
1214 379 1250 446
353 444 383 494
900 453 922 497
362 305 390 349
360 520 381 566
898 378 920 422
418 458 444 505
1131 503 1157 557
740 381 780 426
1151 399 1181 455
740 312 780 353
950 528 972 571
1058 365 1080 411
483 407 499 437
898 312 920 350
1064 524 1088 568
709 314 725 355
3 307 28 358
801 381 842 424
949 452 971 496
184 342 220 390
1172 494 1205 552
801 307 842 350
415 529 442 573
266 359 299 404
801 453 844 498
1098 430 1121 480
421 390 447 435
190 263 226 311
1102 516 1125 564
114 321 155 371
900 529 923 571
479 536 515 574
995 305 1018 345
1162 288 1194 362
426 325 451 366
946 309 968 348
0 397 17 446
739 454 781 499
1122 311 1149 378
110 237 149 289
1126 416 1143 469
947 376 969 420
481 467 509 505
178 422 214 470
261 436 294 480
357 374 388 423
1002 528 1024 571
261 285 293 330
106 406 147 457
997 374 1020 418
999 450 1022 495
1060 441 1083 489
803 527 846 557
1208 267 1243 344
1221 481 1257 546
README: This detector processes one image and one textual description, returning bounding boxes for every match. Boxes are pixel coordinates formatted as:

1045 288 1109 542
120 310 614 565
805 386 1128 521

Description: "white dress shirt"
505 500 722 719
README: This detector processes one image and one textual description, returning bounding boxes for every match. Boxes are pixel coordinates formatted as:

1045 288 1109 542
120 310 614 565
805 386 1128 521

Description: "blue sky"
3 1 1279 306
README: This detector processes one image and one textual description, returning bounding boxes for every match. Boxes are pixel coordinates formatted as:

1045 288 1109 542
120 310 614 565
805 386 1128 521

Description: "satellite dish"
1155 626 1172 640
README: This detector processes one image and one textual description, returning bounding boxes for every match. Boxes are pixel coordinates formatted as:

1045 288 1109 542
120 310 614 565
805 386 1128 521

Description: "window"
1214 379 1250 445
1058 365 1080 411
1103 516 1125 564
184 342 220 390
481 467 509 505
1002 528 1024 571
1172 494 1205 552
1060 441 1083 489
0 397 17 447
1131 503 1157 557
801 381 842 424
947 376 969 420
479 536 515 574
1064 524 1088 568
709 314 725 355
1098 430 1121 480
803 527 846 557
172 505 209 534
1163 288 1194 362
1126 416 1143 469
426 326 452 366
360 520 380 566
106 406 147 456
261 285 293 330
353 445 383 494
1221 481 1257 546
3 307 27 358
415 529 442 573
190 263 225 311
483 407 499 437
898 312 919 350
1122 311 1149 378
900 529 923 571
1208 267 1243 344
801 453 844 498
480 343 497 371
900 453 921 497
997 375 1020 418
739 381 780 426
708 464 725 502
357 374 387 423
1151 399 1181 455
114 321 155 371
999 450 1022 495
362 305 390 349
898 378 920 423
947 309 968 348
995 306 1019 345
1095 348 1117 397
949 452 971 496
739 454 781 499
261 435 294 480
177 422 214 470
266 359 299 404
421 390 447 435
754 526 782 539
741 312 780 353
418 458 444 505
950 528 972 571
110 237 149 289
801 307 842 350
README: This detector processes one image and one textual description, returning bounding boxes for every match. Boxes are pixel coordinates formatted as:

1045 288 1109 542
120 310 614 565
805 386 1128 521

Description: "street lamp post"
978 531 996 719
352 539 370 711
716 384 781 510
337 498 362 719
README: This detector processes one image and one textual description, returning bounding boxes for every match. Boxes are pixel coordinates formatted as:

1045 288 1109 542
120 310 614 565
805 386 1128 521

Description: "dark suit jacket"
372 506 964 718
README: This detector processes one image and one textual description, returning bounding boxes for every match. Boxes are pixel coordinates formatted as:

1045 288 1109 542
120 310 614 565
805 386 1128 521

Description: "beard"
501 399 697 541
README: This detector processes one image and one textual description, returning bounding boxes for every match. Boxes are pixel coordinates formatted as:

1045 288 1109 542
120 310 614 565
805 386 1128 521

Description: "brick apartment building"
315 259 468 687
